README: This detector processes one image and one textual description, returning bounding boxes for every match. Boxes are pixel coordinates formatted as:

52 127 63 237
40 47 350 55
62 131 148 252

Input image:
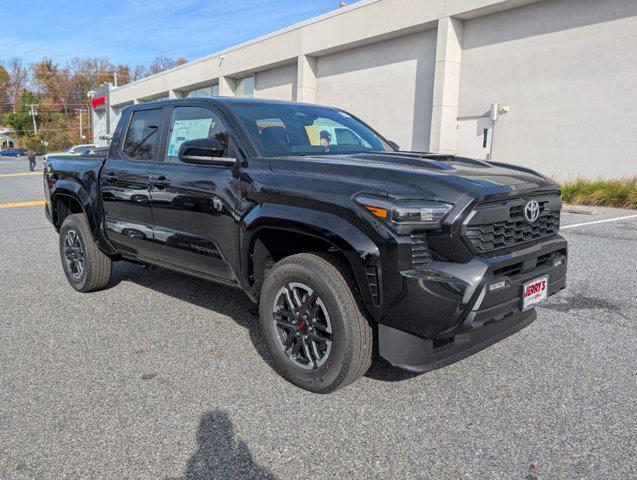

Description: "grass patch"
561 177 637 209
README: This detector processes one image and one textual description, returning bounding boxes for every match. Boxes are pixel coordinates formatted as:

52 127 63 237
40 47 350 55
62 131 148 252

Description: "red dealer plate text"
522 275 548 311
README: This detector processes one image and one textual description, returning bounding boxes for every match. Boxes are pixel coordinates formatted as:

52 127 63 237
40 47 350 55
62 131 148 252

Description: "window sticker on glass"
168 118 214 156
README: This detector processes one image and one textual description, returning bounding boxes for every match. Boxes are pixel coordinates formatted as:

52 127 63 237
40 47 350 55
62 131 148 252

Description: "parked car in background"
0 148 28 157
87 147 109 156
44 144 97 163
66 144 97 155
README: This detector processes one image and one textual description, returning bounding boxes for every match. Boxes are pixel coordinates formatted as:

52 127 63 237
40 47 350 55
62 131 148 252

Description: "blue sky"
0 0 342 66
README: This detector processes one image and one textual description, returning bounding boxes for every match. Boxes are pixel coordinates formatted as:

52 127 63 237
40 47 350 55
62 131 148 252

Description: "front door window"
166 106 231 162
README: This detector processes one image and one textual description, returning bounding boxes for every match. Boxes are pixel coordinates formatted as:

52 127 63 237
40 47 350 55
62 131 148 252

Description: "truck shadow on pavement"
173 409 277 480
109 261 275 366
109 262 422 384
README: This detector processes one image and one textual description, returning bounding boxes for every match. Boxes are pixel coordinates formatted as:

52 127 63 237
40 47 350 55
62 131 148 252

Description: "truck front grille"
467 211 560 253
492 248 567 279
465 194 561 254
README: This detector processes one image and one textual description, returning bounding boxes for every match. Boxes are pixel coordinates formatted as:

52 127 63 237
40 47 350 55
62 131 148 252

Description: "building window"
138 96 169 103
235 76 254 97
185 84 219 98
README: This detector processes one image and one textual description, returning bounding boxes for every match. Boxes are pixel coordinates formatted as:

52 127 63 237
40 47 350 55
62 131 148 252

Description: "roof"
125 96 333 110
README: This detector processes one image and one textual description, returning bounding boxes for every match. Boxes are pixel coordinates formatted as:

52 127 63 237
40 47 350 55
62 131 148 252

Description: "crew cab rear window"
123 108 162 161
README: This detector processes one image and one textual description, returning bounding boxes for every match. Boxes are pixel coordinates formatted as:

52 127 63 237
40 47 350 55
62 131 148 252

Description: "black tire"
59 213 112 292
259 252 373 393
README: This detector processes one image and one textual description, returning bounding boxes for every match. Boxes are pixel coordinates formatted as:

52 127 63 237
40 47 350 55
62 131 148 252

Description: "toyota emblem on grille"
524 199 540 223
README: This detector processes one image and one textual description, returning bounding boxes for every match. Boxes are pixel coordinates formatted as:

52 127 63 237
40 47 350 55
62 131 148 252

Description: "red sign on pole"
91 96 107 108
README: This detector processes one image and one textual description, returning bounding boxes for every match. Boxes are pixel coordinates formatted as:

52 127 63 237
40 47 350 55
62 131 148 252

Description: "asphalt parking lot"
1 156 635 479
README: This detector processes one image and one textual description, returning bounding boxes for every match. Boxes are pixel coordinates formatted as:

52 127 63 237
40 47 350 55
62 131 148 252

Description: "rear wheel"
59 213 112 292
259 253 373 393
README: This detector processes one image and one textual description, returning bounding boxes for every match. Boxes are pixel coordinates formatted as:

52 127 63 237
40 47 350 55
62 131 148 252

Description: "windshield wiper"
269 152 313 157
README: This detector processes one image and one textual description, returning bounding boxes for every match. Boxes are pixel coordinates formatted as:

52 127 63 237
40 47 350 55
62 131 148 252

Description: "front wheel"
259 253 373 393
59 213 112 292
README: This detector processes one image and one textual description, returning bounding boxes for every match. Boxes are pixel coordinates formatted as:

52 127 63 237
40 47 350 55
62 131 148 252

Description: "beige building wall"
459 0 637 179
316 30 437 151
254 63 298 101
103 0 637 179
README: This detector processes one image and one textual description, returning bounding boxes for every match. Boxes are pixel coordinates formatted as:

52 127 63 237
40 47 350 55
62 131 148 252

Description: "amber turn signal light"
364 205 388 219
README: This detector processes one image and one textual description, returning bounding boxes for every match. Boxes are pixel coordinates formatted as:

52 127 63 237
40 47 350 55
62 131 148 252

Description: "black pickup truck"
44 98 567 392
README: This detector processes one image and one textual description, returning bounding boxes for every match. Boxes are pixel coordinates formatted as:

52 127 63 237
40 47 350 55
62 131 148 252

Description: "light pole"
27 104 38 135
74 108 86 141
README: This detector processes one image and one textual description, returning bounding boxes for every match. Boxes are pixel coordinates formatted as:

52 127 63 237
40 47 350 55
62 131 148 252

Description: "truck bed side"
44 153 117 255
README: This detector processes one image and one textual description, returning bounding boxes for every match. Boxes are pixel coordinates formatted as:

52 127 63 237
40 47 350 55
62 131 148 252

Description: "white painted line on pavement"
561 214 637 230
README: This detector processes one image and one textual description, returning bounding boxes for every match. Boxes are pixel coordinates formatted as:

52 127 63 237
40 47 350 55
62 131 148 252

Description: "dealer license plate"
522 275 548 311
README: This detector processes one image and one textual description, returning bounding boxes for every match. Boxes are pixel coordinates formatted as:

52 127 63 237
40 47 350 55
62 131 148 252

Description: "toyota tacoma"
43 98 567 392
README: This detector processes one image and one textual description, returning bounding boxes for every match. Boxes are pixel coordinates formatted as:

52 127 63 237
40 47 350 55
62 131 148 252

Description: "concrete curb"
562 204 597 215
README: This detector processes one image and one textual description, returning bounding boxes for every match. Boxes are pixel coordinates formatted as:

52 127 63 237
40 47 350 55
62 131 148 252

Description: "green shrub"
561 177 637 209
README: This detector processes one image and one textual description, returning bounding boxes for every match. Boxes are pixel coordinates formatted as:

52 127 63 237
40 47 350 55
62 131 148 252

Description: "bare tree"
115 64 131 86
32 58 58 97
64 57 115 115
147 56 186 75
8 58 29 111
0 63 10 115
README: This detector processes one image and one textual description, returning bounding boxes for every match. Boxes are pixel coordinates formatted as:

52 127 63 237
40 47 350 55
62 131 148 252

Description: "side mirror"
178 138 237 166
387 140 400 151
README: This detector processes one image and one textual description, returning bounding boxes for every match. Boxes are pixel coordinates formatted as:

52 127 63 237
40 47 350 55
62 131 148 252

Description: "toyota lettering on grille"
524 199 540 223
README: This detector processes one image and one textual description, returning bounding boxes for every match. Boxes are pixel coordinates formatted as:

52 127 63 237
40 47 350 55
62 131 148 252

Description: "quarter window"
122 109 162 161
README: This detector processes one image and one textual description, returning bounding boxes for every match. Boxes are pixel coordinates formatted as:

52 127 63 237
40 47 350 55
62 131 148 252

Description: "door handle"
102 173 118 183
150 176 171 189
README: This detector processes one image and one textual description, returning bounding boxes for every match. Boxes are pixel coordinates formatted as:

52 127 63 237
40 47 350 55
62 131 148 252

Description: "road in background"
1 156 635 479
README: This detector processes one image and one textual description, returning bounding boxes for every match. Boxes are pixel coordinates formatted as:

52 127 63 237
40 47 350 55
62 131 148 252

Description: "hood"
268 152 559 203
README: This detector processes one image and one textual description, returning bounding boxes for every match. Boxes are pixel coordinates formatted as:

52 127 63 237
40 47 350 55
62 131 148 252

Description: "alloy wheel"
64 230 84 279
272 282 333 370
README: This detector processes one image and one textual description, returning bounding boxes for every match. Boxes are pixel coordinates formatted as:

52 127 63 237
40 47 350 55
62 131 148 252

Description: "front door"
100 106 164 260
149 104 242 281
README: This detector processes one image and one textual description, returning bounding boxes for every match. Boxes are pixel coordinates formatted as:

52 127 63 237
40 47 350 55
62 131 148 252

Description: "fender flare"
241 203 382 317
50 178 118 256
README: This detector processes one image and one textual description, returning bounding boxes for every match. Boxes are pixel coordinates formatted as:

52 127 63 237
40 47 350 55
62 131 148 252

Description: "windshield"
230 103 394 157
68 145 93 154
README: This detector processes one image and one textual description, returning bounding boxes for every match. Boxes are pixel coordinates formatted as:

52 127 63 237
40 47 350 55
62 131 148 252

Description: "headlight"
355 194 452 234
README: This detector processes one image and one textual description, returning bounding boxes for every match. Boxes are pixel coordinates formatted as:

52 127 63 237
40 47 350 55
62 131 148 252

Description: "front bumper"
378 235 567 372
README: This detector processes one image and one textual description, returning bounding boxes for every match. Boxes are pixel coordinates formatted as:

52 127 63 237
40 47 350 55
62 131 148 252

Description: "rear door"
149 102 242 281
100 106 164 260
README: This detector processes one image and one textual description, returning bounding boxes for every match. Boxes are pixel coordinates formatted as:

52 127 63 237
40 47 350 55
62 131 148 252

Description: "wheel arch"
241 204 383 318
50 178 118 256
